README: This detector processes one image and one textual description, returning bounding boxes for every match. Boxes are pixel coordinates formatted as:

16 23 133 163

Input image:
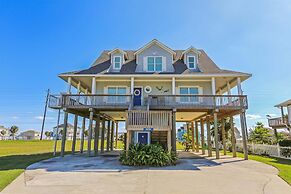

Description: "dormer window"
188 56 196 69
113 56 121 70
147 56 162 72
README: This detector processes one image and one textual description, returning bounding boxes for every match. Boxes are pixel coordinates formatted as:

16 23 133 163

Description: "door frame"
135 131 150 145
133 86 143 106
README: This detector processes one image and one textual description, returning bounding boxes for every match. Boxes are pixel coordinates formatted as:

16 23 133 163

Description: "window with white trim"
107 86 126 103
113 56 122 69
187 56 196 69
179 87 199 102
147 56 162 72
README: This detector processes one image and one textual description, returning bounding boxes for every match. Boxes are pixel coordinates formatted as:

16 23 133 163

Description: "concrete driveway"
2 151 291 194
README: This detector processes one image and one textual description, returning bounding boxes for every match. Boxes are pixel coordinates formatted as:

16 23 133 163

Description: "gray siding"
184 51 200 72
108 53 124 72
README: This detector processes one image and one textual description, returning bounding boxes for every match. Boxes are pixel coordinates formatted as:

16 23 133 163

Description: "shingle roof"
60 49 250 76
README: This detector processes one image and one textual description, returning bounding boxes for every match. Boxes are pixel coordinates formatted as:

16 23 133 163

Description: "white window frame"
187 56 196 69
135 131 151 145
178 86 202 103
146 56 163 72
113 56 122 70
105 86 128 104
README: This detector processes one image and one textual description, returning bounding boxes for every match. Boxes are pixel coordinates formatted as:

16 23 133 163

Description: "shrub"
119 144 177 166
279 140 291 147
281 148 291 158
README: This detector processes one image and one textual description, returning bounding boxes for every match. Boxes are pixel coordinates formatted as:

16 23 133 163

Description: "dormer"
134 39 176 72
181 46 201 71
108 48 127 71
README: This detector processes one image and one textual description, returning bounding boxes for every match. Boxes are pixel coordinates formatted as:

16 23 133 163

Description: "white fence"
236 142 291 160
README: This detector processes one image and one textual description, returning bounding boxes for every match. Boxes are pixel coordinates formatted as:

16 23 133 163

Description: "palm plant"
9 125 19 140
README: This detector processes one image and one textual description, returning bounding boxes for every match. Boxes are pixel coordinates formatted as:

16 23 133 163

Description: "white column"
237 77 242 95
67 77 72 94
227 82 231 95
92 77 96 94
130 77 134 95
211 77 216 95
172 77 176 95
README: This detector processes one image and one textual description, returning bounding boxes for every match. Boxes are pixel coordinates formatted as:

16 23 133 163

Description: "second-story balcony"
268 116 290 128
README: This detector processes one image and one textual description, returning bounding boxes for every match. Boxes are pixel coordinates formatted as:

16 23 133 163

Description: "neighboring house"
177 125 187 142
53 123 81 140
267 99 291 137
49 39 251 159
18 130 40 140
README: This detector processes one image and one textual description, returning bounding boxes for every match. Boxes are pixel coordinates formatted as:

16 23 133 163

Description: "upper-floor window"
179 87 200 103
113 56 122 69
147 56 162 72
187 56 196 69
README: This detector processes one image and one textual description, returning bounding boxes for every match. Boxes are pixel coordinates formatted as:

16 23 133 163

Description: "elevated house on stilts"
49 39 251 159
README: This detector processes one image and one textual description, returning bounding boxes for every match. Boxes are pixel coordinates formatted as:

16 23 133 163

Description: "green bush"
119 144 177 166
279 140 291 147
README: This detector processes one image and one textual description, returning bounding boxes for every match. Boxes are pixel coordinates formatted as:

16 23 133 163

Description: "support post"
94 115 100 156
130 77 134 95
172 77 176 95
115 122 119 148
200 119 205 155
167 130 172 152
171 110 177 152
87 109 94 156
106 120 111 152
206 116 212 157
186 122 190 140
240 111 248 160
60 111 68 157
110 120 114 151
101 117 105 153
195 121 199 153
230 116 236 157
221 118 227 155
214 112 219 159
80 117 86 153
53 109 61 156
126 131 131 151
191 121 195 151
71 114 78 154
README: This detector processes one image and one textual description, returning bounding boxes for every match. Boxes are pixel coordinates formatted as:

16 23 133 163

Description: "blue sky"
0 0 290 132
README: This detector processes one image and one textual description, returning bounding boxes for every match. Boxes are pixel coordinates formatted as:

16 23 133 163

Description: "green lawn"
0 140 124 191
227 151 291 185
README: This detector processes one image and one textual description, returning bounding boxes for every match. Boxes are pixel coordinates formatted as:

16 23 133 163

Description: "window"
187 56 196 69
107 86 127 103
113 56 122 69
147 56 162 72
179 87 199 102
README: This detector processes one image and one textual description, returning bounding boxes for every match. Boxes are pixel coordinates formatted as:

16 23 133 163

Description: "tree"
44 131 53 140
0 130 6 140
249 122 273 144
9 125 19 140
84 130 89 137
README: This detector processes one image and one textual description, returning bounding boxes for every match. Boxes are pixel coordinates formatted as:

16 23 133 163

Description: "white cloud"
246 114 262 120
34 116 54 120
11 116 19 119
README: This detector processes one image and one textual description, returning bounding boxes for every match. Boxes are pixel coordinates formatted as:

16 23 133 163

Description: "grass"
0 140 124 191
227 151 291 185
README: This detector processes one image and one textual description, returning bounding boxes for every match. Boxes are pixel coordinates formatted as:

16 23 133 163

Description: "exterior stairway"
151 131 168 149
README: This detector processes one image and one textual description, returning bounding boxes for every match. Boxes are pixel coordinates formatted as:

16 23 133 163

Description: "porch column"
230 116 237 157
186 122 190 140
60 76 72 157
172 77 176 95
92 77 96 94
211 77 216 95
80 117 86 153
87 108 94 156
171 109 177 152
191 121 195 151
195 121 199 153
167 130 172 152
221 118 227 155
214 112 219 159
71 114 78 154
106 120 111 152
126 130 131 151
237 77 248 160
94 114 100 156
130 77 134 95
200 119 205 155
53 109 61 156
115 122 119 148
110 120 114 151
206 116 212 157
101 117 105 153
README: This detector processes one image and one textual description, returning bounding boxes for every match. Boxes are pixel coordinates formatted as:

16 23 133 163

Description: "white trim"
146 56 163 72
113 56 122 70
134 39 176 56
177 86 203 103
135 131 151 145
181 46 201 58
108 48 127 57
187 55 196 69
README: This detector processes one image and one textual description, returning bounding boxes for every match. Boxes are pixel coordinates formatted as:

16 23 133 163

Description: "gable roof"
181 46 201 58
134 39 176 56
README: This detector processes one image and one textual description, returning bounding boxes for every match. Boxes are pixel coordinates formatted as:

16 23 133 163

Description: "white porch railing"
126 110 172 130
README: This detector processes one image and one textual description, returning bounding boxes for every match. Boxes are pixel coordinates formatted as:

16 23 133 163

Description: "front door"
138 132 149 145
133 87 142 106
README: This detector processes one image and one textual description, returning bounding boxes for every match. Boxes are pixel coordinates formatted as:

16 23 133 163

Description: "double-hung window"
147 56 162 72
179 87 199 103
187 56 196 69
107 86 127 103
113 56 121 70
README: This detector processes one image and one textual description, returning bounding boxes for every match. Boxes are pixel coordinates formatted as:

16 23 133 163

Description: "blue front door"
138 132 148 144
133 87 142 106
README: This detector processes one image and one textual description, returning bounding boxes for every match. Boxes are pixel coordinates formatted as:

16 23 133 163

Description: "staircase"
151 131 168 149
